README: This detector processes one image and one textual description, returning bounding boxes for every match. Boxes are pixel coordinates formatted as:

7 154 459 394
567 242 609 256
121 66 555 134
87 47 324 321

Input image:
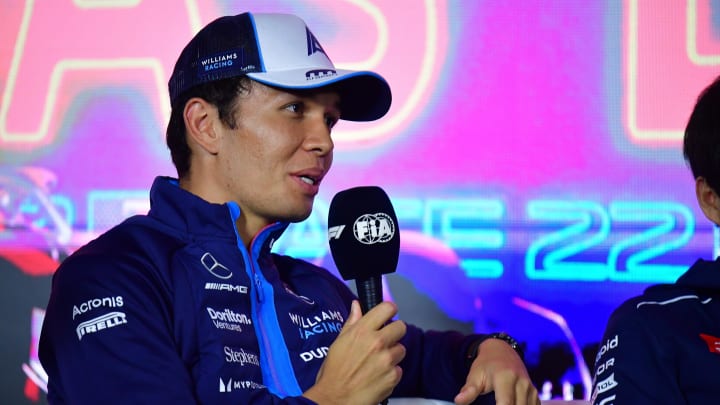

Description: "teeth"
300 176 315 185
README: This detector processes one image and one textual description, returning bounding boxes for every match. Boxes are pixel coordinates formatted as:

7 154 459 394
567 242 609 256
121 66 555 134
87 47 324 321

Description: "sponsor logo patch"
595 334 618 363
205 282 248 294
201 252 232 279
72 296 123 319
700 333 720 354
198 51 241 75
224 346 259 366
305 69 337 81
207 307 251 333
76 311 127 340
289 310 344 340
595 373 618 395
219 378 264 393
300 346 329 362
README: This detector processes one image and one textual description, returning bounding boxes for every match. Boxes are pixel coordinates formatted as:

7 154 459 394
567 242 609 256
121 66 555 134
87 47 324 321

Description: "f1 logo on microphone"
353 213 395 245
328 225 346 240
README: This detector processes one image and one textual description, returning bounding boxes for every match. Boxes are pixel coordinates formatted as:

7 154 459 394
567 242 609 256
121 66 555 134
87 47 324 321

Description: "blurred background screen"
1 0 717 402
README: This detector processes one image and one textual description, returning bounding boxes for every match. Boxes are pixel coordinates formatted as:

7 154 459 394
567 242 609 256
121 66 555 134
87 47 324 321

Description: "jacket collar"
147 176 289 252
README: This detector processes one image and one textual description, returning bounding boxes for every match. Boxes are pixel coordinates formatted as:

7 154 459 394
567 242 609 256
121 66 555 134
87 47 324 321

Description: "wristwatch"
466 332 524 366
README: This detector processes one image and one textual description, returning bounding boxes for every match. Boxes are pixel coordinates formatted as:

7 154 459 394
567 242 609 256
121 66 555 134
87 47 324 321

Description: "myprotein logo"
219 378 264 393
72 296 123 319
76 311 127 340
353 213 395 244
201 252 232 279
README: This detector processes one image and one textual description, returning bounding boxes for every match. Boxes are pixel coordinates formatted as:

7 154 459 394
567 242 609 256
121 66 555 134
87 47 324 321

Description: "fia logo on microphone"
353 213 395 244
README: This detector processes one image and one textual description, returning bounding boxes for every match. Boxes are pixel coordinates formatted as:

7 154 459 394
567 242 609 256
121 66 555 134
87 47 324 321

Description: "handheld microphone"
327 186 400 314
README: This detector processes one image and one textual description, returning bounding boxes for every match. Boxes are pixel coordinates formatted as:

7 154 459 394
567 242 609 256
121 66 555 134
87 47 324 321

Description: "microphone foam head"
327 186 400 281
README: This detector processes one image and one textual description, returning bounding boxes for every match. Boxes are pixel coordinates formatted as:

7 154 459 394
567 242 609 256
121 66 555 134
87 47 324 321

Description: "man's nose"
304 118 334 156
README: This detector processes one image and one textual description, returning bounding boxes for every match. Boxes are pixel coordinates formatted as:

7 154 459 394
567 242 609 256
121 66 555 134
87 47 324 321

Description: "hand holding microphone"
305 186 406 405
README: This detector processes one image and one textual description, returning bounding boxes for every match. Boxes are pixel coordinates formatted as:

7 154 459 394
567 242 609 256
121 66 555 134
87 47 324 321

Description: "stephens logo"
76 312 127 340
224 346 260 366
353 213 395 245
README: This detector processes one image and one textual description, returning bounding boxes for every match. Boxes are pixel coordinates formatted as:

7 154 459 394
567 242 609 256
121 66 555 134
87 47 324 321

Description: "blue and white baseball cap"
168 12 392 122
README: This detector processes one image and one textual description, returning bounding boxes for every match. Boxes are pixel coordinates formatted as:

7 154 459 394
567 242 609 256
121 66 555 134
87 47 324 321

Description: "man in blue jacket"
39 11 538 405
590 76 720 404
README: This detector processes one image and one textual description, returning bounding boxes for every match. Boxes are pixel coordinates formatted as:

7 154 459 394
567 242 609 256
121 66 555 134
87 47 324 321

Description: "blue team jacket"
39 176 482 404
591 258 720 404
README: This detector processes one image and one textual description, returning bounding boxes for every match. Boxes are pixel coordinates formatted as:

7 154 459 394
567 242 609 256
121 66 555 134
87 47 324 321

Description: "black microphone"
327 186 400 314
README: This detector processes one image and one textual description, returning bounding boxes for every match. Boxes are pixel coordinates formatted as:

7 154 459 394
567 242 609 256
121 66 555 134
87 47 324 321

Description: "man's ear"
696 177 720 226
184 98 220 155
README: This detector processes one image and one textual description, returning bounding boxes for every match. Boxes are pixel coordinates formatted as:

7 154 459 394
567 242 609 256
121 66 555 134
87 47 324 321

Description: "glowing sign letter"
0 0 202 149
625 0 720 145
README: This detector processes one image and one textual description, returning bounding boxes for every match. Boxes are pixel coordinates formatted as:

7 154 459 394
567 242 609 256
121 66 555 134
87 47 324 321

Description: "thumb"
454 382 483 405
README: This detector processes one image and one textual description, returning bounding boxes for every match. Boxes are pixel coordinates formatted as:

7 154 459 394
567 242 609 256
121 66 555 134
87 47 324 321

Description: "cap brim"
247 69 391 122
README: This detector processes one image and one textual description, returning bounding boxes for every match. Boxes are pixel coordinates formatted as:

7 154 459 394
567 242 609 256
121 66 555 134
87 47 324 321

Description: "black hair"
683 75 720 194
165 76 251 178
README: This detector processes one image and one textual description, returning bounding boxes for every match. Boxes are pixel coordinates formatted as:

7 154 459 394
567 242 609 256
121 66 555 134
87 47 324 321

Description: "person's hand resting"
454 338 540 405
304 300 406 405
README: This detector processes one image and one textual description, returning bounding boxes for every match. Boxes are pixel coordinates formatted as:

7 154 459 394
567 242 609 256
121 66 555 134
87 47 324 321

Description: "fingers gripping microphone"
327 186 400 314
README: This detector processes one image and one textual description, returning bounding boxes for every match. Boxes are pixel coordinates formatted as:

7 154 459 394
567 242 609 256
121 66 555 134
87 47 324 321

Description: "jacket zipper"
249 250 286 396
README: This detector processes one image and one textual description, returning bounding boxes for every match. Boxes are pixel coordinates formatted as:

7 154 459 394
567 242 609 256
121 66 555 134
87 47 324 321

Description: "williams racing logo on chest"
288 309 345 340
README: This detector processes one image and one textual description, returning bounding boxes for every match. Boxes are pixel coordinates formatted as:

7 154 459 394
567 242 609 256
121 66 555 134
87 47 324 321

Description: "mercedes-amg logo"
201 252 232 279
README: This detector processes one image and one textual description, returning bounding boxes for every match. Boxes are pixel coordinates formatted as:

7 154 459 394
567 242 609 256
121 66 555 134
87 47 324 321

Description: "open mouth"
299 175 317 185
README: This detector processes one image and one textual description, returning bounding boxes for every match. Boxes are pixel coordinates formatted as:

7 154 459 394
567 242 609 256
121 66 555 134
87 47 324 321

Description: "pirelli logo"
76 311 128 340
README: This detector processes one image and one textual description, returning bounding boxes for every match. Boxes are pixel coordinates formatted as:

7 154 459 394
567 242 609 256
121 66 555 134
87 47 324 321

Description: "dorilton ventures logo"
207 307 251 333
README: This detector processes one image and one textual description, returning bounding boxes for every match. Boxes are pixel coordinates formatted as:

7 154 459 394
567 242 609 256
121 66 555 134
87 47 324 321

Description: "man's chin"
277 207 313 224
